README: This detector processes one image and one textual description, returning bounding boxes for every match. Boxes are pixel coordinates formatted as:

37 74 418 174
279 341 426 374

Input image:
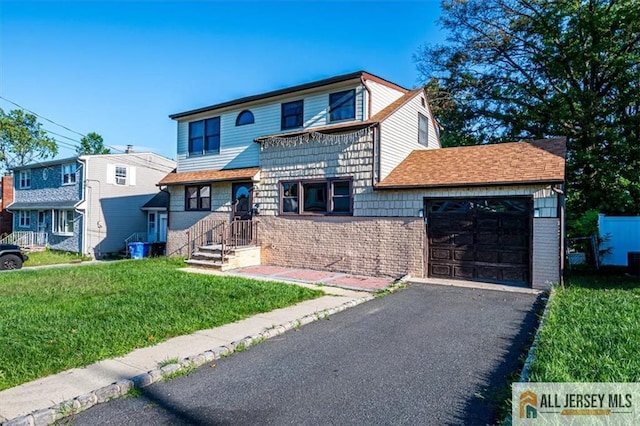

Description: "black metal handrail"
185 219 258 262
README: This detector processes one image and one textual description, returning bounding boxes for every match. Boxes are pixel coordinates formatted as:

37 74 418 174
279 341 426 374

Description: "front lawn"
528 272 640 381
23 248 91 267
0 257 322 390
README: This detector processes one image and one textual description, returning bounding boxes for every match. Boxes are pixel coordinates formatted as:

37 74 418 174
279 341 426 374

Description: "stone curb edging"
518 286 555 382
502 286 556 425
2 294 374 426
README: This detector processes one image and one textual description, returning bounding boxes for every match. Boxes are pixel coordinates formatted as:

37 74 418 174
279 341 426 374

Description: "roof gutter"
374 179 566 191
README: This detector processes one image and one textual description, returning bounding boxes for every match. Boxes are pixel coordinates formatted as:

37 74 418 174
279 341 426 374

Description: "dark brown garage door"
426 198 531 286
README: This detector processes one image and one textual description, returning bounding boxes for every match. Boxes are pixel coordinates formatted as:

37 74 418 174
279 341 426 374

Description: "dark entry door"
232 182 253 220
426 198 531 286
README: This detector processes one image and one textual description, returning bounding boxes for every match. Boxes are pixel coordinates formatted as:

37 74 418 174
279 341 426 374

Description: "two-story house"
161 71 566 289
9 151 175 257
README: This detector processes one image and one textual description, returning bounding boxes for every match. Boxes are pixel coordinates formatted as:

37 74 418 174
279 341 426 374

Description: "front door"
148 212 157 242
232 182 253 220
159 213 168 242
38 211 46 231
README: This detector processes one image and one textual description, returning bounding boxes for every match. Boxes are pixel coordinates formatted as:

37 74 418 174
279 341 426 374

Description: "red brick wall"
0 174 13 235
257 216 424 279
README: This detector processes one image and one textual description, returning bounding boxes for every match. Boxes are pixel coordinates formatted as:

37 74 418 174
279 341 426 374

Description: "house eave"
169 71 408 120
374 179 565 191
254 122 375 143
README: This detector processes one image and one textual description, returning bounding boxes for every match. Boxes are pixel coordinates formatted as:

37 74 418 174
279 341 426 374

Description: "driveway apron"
68 283 541 426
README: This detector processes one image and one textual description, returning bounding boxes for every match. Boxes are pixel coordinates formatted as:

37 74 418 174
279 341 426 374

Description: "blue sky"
0 1 444 161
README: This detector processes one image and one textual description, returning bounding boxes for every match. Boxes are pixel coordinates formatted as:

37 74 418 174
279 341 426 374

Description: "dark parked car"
0 244 29 270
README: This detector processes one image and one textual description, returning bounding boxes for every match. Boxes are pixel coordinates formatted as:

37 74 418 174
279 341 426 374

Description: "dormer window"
235 110 255 126
329 89 355 122
189 117 221 156
281 100 304 130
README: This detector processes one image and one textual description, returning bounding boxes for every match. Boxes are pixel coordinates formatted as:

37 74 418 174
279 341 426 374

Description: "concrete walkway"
0 272 375 425
230 265 395 292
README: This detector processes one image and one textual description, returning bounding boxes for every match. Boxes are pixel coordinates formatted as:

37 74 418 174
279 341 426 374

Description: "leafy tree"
416 0 640 216
0 108 58 170
76 132 110 155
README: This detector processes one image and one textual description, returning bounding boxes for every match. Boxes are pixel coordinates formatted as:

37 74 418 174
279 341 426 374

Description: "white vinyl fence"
598 214 640 266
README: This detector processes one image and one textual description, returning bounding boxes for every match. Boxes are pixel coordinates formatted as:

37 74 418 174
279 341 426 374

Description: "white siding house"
78 152 176 257
161 71 566 289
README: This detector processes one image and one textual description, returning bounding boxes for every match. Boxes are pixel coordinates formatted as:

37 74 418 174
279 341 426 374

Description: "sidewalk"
0 272 375 425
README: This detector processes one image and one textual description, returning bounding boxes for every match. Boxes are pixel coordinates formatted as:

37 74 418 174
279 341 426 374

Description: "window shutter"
106 164 115 184
129 166 136 186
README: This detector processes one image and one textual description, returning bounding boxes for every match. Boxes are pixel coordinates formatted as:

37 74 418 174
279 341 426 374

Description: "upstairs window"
329 89 355 122
279 178 352 215
281 100 304 130
62 163 77 185
19 170 31 189
115 166 127 185
189 117 221 156
185 185 211 211
106 164 136 186
418 113 429 146
235 110 255 126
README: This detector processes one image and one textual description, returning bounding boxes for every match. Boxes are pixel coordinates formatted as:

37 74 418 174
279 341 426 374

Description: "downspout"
361 75 380 187
75 158 88 256
360 75 372 120
552 184 565 288
371 124 381 187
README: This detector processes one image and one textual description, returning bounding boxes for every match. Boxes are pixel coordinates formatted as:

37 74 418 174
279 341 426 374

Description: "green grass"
0 257 322 390
23 248 91 267
529 272 640 382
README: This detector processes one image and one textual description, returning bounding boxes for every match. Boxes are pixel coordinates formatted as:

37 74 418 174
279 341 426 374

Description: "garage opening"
426 197 532 286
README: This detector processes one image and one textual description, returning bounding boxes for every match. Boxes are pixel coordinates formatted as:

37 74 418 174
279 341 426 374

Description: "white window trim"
19 170 31 189
18 211 31 228
115 166 127 186
61 163 77 185
53 209 74 236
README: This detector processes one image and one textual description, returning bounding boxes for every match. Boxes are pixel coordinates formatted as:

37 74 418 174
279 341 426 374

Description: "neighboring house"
8 152 175 257
0 174 14 236
161 71 566 289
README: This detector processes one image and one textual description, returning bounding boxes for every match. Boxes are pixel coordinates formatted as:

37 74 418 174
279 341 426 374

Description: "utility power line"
1 97 174 174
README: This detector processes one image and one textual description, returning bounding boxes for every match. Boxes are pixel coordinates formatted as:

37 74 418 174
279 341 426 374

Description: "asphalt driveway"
67 283 541 425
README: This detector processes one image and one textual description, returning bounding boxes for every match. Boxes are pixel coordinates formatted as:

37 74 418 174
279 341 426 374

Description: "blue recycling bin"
128 242 150 259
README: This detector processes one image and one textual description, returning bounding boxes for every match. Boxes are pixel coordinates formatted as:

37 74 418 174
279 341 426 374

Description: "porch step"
186 245 261 272
185 259 230 271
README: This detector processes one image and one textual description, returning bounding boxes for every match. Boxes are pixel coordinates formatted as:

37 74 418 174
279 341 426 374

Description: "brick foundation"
257 216 423 279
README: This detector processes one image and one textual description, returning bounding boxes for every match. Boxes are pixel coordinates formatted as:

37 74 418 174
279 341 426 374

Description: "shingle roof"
170 71 408 120
8 201 78 210
376 138 566 189
141 191 169 209
158 167 260 186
